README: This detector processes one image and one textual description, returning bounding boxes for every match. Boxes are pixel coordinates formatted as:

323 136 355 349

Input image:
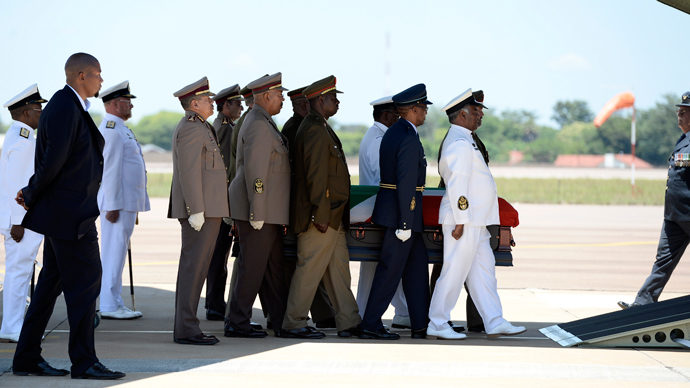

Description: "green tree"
130 111 183 150
597 115 631 154
557 121 605 154
551 100 594 128
637 94 680 166
524 126 560 163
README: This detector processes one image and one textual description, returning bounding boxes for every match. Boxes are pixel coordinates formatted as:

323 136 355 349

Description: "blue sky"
1 0 687 127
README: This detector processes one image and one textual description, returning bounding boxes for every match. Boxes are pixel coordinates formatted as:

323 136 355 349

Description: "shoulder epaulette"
106 121 116 129
187 115 197 122
19 128 30 139
222 118 229 125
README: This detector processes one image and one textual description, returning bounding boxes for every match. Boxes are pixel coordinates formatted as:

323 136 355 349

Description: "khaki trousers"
282 224 361 331
174 217 221 339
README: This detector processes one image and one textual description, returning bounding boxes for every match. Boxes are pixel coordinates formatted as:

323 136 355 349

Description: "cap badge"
458 196 468 211
187 115 197 122
19 128 30 139
254 178 264 194
106 121 116 129
410 196 416 211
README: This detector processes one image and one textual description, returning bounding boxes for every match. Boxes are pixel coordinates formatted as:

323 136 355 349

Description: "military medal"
458 196 468 211
254 178 264 193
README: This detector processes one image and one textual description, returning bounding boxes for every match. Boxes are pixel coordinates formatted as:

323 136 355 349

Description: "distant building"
553 153 652 169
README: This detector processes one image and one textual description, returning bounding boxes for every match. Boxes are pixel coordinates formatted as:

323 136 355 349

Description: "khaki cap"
173 76 215 100
247 72 288 95
303 75 342 99
212 84 243 106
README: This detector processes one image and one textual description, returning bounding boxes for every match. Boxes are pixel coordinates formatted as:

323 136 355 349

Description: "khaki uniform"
226 103 290 331
283 109 360 331
168 111 229 339
213 112 234 181
229 108 250 185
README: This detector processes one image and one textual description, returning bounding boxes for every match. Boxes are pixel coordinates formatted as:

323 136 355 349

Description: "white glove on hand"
250 220 264 230
188 212 205 231
223 217 233 225
395 229 411 242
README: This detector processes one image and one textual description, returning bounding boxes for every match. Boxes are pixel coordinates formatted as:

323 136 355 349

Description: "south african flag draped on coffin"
349 185 445 226
349 185 520 228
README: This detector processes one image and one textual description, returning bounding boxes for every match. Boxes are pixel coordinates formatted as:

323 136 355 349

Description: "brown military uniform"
168 110 229 339
283 109 360 331
229 108 250 185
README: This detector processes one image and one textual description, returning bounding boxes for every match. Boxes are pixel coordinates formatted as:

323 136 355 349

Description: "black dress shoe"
266 321 273 330
224 324 268 338
13 361 69 376
359 328 400 340
72 362 125 380
338 324 361 337
411 328 427 339
315 317 337 329
468 324 485 333
206 309 225 321
174 333 220 345
448 321 466 333
279 326 326 339
250 322 263 330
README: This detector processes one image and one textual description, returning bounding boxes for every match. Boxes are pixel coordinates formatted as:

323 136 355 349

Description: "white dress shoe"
121 305 143 318
0 332 20 342
426 326 467 340
101 305 141 320
486 320 526 339
391 315 411 329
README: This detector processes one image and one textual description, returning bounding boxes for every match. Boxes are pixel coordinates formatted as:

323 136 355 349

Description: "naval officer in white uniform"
356 95 413 328
0 85 47 342
97 81 150 319
428 89 525 340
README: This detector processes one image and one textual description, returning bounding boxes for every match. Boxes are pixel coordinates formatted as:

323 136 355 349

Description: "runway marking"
518 241 657 249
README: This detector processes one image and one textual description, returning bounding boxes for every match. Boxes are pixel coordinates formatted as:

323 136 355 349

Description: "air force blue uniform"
362 84 432 333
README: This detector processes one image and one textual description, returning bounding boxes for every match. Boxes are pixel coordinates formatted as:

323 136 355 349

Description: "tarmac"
0 199 689 387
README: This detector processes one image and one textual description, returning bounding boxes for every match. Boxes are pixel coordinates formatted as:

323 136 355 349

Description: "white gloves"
188 212 205 231
250 220 264 230
223 217 233 225
395 229 411 242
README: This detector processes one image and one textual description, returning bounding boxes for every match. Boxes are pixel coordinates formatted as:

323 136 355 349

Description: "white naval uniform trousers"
356 121 409 318
429 124 504 332
97 113 150 312
0 122 43 335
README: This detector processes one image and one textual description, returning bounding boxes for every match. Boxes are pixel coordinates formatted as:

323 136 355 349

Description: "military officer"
282 75 361 339
281 85 337 329
359 84 432 340
225 73 290 338
205 84 243 321
281 86 308 148
168 77 229 345
429 89 525 340
0 85 47 342
618 92 690 309
430 90 487 334
356 95 413 329
97 81 149 320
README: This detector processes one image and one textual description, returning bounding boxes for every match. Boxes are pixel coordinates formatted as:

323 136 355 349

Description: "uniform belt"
379 183 425 192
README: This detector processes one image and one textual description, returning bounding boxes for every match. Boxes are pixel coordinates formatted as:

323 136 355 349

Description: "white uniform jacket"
0 121 36 229
438 124 499 227
97 113 150 212
358 122 387 185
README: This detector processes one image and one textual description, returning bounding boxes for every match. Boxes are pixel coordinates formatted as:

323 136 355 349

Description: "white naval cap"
4 84 48 111
441 88 487 115
369 95 394 106
99 80 136 103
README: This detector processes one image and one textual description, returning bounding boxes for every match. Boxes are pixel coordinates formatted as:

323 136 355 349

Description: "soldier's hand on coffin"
10 224 24 243
315 222 329 233
106 210 120 223
188 212 205 231
452 224 464 240
15 189 28 210
395 229 411 242
250 220 264 230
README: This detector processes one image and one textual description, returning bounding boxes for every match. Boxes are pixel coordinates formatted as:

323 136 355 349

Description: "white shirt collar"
450 123 472 137
404 119 417 133
104 112 126 127
373 121 388 133
12 120 36 134
67 84 91 111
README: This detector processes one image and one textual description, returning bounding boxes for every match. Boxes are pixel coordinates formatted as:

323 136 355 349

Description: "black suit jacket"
21 86 105 241
372 118 426 233
665 133 690 222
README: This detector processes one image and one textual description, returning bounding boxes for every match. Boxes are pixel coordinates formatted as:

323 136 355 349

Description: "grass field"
148 173 666 206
